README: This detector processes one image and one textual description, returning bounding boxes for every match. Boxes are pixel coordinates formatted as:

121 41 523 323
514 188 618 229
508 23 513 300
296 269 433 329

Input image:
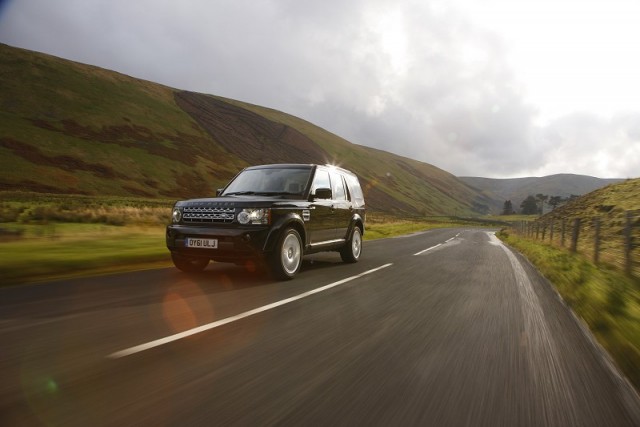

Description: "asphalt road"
1 228 639 426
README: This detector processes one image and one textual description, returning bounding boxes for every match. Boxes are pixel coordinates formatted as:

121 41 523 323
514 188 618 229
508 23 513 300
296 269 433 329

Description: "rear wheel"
340 226 362 263
269 228 302 280
171 253 209 273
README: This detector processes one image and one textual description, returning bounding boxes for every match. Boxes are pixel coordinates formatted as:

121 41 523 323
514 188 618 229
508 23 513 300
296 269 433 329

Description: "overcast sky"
1 0 639 178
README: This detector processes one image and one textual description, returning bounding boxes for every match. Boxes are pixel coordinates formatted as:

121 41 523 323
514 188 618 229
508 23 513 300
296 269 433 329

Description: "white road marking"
445 237 455 243
413 232 460 256
107 263 393 359
413 244 441 256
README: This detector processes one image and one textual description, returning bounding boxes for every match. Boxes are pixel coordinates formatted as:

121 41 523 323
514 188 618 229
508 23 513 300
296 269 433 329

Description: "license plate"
186 238 218 249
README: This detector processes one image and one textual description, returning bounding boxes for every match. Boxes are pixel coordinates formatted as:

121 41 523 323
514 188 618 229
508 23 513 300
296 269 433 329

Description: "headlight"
237 208 270 225
172 207 182 223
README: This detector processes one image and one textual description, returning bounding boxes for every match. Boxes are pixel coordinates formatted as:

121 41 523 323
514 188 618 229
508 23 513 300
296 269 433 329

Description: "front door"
307 168 336 244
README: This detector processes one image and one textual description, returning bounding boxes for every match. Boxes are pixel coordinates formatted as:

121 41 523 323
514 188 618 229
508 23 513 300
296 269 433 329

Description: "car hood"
175 196 309 209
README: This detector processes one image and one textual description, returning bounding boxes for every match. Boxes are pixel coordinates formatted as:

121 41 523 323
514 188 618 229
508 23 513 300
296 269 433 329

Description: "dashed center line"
413 244 442 256
413 232 460 256
107 263 393 359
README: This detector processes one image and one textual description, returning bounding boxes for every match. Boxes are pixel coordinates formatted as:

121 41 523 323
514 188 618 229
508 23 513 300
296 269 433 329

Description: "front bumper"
166 225 270 262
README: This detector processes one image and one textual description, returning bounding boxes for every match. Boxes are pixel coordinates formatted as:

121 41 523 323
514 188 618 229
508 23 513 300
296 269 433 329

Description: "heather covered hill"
0 43 489 215
541 178 640 221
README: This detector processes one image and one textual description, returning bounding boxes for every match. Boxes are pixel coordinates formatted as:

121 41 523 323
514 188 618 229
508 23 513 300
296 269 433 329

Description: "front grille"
183 206 235 223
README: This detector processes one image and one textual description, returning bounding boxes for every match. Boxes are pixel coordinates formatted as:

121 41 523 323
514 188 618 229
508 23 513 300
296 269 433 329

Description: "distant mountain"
0 43 490 216
459 174 624 214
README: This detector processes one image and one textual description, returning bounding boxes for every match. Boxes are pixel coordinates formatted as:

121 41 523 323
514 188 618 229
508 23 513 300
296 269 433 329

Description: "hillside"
0 43 489 216
540 178 640 221
460 174 623 213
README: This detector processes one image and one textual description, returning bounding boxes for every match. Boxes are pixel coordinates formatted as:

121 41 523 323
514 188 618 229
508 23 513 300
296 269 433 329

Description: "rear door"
330 171 351 240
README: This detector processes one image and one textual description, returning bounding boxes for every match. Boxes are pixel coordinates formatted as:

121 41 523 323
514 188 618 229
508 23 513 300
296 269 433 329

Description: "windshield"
222 167 312 197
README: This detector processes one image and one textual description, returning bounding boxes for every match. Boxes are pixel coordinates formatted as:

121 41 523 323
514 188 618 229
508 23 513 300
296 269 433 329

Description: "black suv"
166 164 366 279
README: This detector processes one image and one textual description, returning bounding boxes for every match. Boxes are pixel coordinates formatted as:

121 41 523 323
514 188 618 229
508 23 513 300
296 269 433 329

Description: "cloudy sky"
1 0 639 178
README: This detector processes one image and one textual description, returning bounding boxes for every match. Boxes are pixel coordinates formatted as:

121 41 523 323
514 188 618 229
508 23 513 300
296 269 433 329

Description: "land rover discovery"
166 164 366 279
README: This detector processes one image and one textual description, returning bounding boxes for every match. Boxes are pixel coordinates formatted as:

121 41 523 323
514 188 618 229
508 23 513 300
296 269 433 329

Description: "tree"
520 195 538 215
535 193 548 215
549 196 563 210
502 200 515 215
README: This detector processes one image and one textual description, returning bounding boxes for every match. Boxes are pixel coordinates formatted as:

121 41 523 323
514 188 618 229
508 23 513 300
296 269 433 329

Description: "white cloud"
533 113 640 178
1 0 639 178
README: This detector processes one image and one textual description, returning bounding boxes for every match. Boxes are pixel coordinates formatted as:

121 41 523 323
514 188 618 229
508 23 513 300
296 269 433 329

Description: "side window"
311 170 331 198
345 174 365 207
330 172 346 201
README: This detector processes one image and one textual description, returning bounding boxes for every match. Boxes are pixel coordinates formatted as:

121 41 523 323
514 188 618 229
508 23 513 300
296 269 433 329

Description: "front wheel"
171 253 209 273
269 228 303 280
340 226 362 263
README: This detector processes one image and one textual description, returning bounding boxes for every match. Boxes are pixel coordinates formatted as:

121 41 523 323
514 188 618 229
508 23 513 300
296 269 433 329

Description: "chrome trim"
182 206 235 223
309 239 346 248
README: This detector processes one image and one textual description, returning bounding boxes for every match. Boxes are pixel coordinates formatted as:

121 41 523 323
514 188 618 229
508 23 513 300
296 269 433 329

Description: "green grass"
0 192 174 224
365 221 445 240
498 229 640 391
486 214 539 222
0 224 171 285
0 193 175 284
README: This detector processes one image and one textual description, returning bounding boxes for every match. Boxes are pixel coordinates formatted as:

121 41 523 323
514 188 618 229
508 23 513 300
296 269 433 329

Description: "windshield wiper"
224 191 257 196
224 191 300 197
258 191 300 196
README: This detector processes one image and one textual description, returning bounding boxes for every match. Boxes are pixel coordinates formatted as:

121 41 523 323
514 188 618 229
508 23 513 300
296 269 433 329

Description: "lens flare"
162 292 198 333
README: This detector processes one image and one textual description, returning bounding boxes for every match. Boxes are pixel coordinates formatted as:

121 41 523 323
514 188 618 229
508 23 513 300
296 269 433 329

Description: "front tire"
269 228 302 280
340 226 362 263
171 253 209 273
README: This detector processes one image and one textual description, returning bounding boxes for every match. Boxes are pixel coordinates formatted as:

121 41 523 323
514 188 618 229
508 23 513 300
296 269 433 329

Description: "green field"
0 223 170 284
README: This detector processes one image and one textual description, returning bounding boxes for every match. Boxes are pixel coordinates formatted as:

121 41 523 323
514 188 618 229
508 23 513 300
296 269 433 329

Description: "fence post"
571 218 581 253
593 218 600 264
541 223 547 241
550 220 554 243
536 223 540 240
625 211 633 275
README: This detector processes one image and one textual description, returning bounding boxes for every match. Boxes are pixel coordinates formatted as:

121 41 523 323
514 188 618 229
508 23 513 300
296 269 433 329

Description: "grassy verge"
365 221 451 240
498 229 640 391
0 223 171 285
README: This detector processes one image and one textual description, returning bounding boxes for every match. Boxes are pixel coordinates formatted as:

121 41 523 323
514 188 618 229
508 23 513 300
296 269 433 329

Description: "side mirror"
216 188 223 196
313 188 332 200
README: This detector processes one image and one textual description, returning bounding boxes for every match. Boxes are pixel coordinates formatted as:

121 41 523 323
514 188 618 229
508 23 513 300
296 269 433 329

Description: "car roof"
244 164 357 177
244 164 314 170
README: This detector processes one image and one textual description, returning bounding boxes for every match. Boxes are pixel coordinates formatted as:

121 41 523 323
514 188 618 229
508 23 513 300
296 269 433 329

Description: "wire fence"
511 210 640 277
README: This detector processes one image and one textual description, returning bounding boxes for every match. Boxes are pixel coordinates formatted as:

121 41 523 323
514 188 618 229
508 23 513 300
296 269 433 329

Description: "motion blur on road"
1 229 639 426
